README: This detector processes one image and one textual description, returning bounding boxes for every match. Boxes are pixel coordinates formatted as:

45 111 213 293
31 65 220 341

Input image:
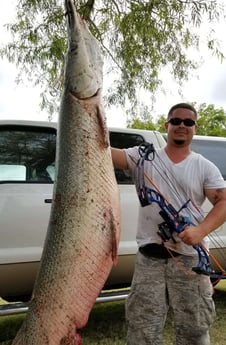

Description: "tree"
127 103 156 130
155 115 167 133
0 0 225 116
195 103 226 136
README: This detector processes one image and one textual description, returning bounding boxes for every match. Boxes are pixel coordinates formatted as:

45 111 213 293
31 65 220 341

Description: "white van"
0 120 166 300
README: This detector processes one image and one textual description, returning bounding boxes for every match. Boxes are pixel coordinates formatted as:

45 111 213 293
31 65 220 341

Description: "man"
111 103 226 345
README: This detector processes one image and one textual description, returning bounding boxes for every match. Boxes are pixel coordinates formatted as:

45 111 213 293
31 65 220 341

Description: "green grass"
1 281 226 345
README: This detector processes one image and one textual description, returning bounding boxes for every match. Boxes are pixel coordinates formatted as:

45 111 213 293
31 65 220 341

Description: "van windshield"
191 139 226 179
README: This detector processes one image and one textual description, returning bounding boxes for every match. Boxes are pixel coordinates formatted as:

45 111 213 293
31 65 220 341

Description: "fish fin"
76 332 82 345
109 209 120 265
96 103 109 148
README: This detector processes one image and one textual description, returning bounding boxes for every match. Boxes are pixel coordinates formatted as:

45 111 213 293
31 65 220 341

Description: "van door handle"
44 199 52 204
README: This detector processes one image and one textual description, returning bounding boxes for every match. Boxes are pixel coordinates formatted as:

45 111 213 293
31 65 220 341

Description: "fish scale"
11 0 120 344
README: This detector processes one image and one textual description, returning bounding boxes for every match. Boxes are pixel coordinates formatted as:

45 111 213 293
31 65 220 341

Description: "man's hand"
178 225 205 246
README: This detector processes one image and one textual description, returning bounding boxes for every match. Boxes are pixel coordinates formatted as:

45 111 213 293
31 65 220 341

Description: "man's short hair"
167 103 198 119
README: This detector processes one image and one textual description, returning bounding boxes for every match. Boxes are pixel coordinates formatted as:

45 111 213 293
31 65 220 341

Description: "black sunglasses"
167 118 196 127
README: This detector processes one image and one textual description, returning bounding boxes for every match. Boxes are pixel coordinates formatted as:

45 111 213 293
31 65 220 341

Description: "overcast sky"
1 0 226 127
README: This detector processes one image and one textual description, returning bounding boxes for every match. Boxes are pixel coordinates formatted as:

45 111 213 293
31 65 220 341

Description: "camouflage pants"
125 251 215 345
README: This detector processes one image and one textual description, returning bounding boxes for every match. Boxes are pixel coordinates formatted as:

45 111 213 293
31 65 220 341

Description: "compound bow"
134 142 226 280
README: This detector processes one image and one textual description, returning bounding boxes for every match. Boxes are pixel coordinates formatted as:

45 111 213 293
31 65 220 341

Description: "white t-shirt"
125 146 226 256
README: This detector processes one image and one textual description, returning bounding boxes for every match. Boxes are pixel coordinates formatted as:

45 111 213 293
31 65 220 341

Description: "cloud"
211 64 226 105
0 59 50 121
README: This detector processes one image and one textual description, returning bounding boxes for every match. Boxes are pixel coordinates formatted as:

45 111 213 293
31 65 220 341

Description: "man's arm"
201 187 226 233
111 148 128 170
179 187 226 245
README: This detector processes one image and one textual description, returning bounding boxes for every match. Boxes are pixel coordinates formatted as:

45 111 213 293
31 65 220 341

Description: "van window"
0 126 56 183
110 132 145 149
110 131 145 184
191 139 226 179
0 165 26 180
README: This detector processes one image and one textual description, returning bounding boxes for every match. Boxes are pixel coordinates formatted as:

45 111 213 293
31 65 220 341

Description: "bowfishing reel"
158 221 175 242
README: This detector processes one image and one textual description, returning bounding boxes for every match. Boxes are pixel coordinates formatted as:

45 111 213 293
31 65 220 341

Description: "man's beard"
174 139 185 145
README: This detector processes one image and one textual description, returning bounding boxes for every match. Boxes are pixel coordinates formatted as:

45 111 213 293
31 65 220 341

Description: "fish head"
64 0 103 99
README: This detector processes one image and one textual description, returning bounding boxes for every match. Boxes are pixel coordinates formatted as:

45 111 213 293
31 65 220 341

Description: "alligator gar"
12 0 120 344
